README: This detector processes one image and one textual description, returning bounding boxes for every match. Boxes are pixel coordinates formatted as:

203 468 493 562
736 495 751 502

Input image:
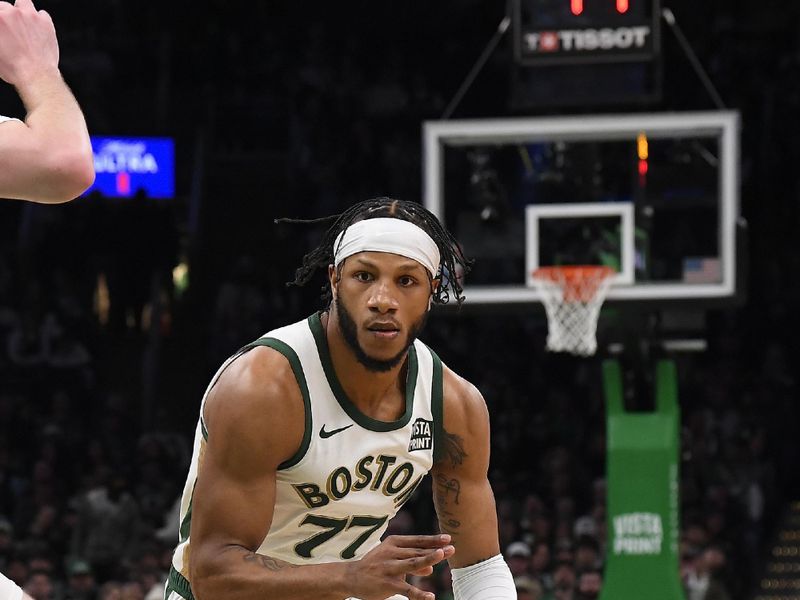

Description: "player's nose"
367 279 399 313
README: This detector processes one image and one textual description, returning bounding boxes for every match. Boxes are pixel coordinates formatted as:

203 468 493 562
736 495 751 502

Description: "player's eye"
354 271 373 282
398 275 417 287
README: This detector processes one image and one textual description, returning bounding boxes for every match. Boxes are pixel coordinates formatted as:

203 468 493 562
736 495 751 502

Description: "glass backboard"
423 111 741 305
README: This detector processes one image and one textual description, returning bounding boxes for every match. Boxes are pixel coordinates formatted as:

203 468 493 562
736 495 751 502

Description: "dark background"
1 1 799 599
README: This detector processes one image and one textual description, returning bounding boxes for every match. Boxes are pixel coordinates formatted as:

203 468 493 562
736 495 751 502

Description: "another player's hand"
346 534 455 600
0 0 60 87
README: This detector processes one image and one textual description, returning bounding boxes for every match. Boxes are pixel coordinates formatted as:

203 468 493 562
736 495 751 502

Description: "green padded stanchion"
599 360 684 600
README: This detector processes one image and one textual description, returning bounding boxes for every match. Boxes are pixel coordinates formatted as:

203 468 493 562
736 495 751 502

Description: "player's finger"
386 534 451 549
37 8 53 26
394 545 455 561
396 546 454 575
394 547 434 559
13 0 35 9
411 565 434 577
0 3 12 11
398 583 435 600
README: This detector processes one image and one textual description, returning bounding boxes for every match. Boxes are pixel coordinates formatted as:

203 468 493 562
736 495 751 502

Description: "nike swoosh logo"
319 424 354 439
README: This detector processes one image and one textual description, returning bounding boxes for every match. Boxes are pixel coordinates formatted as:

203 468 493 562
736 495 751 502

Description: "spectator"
23 569 55 600
683 545 732 600
546 561 576 600
25 548 57 579
0 517 13 568
573 535 602 572
516 575 544 600
64 559 96 600
575 570 602 600
119 581 143 600
529 541 553 590
7 310 46 367
506 540 533 577
208 255 268 365
97 582 121 600
138 568 164 600
70 473 139 582
5 557 28 592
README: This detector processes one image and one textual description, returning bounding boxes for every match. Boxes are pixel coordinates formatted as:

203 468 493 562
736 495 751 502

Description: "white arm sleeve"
451 554 516 600
0 571 24 600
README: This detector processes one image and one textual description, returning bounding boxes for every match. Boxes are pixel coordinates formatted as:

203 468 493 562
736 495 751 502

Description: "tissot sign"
513 0 659 65
521 25 653 59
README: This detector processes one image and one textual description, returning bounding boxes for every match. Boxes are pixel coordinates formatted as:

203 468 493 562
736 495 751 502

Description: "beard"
334 295 428 373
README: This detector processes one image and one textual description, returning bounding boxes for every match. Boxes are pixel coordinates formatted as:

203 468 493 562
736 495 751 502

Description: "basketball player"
0 0 94 203
166 198 516 600
0 3 93 599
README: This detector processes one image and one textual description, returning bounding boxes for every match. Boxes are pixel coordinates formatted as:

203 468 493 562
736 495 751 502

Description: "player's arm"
430 368 516 598
0 0 94 203
189 346 452 600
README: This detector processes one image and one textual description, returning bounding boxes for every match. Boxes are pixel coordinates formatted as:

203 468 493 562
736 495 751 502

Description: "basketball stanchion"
600 359 684 600
531 265 614 356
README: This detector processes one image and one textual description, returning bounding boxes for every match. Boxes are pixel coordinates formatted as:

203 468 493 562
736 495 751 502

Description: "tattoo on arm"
433 428 469 538
439 476 461 505
242 551 298 571
438 429 467 469
434 473 462 536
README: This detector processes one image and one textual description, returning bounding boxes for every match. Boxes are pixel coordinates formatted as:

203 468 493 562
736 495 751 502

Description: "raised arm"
0 0 94 203
431 368 516 598
189 346 452 600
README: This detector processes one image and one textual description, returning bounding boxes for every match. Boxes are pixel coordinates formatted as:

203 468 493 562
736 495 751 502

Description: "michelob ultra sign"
84 136 175 199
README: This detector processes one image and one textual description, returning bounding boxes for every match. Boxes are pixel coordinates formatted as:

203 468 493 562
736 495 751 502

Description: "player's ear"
328 264 338 299
428 278 440 311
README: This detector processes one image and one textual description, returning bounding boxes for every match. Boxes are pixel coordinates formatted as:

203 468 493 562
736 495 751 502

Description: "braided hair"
277 197 472 306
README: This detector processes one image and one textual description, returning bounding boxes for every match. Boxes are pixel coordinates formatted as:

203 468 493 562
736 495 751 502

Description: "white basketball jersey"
0 115 20 124
167 312 443 600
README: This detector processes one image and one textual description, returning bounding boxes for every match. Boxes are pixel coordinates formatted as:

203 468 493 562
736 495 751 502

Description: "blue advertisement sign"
84 136 175 199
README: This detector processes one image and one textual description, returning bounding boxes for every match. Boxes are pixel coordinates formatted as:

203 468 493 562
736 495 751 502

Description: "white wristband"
451 554 516 600
0 571 24 600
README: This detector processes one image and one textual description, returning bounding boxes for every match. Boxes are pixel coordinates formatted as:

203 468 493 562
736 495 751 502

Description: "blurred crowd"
0 233 793 599
3 1 800 599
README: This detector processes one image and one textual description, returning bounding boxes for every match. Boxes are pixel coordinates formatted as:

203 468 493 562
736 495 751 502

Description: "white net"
532 266 614 356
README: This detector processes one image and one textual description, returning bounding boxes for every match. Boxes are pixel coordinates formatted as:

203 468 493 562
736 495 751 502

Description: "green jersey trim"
167 566 194 600
178 481 196 543
308 312 417 432
428 348 444 463
243 337 313 470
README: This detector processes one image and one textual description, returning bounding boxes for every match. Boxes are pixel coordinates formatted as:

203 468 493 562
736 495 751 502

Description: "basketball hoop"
532 266 614 356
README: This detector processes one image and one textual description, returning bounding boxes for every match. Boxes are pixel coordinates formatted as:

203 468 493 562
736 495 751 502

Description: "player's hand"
345 534 455 600
0 0 60 87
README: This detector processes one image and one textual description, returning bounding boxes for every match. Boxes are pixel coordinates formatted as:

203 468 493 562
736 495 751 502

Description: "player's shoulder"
202 344 306 471
441 363 489 425
216 344 298 400
203 344 304 441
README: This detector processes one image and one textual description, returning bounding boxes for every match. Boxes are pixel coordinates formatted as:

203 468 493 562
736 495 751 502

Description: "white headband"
333 218 441 277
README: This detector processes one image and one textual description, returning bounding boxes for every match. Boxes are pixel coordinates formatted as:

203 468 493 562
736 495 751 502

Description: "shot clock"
513 0 660 65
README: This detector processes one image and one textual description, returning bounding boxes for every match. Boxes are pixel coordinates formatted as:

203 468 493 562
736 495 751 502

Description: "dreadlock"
276 197 473 306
